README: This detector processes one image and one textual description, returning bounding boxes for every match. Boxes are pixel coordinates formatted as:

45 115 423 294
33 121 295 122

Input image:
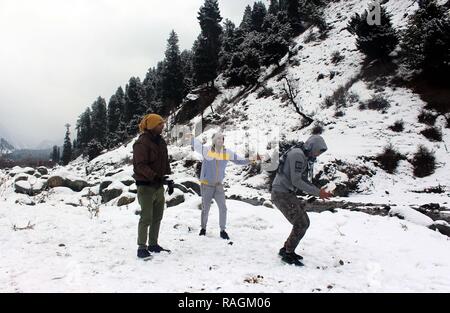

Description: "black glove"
167 181 174 195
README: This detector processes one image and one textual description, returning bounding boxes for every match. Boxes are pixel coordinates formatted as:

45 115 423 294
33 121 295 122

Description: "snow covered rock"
36 166 48 175
389 206 434 227
14 179 47 196
9 166 35 177
101 181 125 203
117 193 136 207
47 175 89 192
166 189 185 207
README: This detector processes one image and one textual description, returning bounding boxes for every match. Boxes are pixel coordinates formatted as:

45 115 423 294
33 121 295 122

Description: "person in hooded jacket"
271 135 333 266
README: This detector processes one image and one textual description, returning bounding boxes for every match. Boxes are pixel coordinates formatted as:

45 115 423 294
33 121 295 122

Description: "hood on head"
303 135 328 157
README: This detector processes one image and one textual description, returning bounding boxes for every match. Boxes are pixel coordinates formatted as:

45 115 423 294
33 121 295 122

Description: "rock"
9 166 35 177
429 223 450 237
14 174 29 183
117 194 136 206
14 179 46 196
101 181 125 203
47 175 89 192
173 183 190 194
263 200 273 208
47 176 65 188
166 190 185 207
227 195 265 206
105 169 124 177
36 166 48 175
65 178 89 192
120 178 135 187
179 181 201 195
99 180 113 195
128 184 137 194
34 173 42 178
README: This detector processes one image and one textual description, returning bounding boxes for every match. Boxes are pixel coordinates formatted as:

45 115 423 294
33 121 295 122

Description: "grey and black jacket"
271 135 328 196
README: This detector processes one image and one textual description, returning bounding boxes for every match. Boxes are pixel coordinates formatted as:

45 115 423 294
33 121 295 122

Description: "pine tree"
124 77 147 136
196 0 223 87
347 5 398 60
76 107 92 151
261 13 292 66
51 145 60 163
251 2 268 32
299 0 328 33
193 35 212 86
268 0 280 15
162 30 184 116
240 5 253 33
62 125 72 165
286 0 302 35
401 0 450 78
219 19 238 71
91 96 108 146
180 49 194 96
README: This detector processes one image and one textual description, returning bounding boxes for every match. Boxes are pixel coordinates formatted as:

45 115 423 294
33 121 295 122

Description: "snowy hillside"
1 0 449 292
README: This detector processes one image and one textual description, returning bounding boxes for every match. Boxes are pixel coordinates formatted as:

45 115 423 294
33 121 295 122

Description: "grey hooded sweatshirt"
271 135 328 196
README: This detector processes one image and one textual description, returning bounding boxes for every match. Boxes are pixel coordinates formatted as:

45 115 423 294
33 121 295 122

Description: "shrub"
257 87 274 99
412 145 436 178
331 51 345 64
365 95 390 111
375 145 406 174
334 110 345 118
418 110 437 126
311 123 324 135
421 126 442 142
388 120 404 132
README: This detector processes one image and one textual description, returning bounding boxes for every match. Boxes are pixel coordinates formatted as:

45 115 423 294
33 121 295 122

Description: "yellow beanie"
139 114 164 133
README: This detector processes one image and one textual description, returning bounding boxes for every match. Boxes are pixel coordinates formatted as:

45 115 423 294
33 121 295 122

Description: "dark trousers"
137 185 165 248
271 191 310 253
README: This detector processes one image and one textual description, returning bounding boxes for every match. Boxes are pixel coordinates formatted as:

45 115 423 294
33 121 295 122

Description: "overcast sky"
0 0 259 149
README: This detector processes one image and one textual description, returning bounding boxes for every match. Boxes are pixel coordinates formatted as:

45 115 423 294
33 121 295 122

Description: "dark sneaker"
148 244 171 253
220 230 230 240
279 247 303 260
199 229 206 236
137 248 151 259
281 253 304 266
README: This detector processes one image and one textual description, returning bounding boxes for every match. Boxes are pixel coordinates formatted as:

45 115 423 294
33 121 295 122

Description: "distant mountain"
0 138 15 156
7 148 52 161
35 139 62 150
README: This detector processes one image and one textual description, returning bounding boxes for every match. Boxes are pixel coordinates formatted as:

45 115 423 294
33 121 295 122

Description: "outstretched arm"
228 150 251 166
191 137 210 160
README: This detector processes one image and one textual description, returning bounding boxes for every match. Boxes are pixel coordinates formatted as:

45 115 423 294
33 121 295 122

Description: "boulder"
99 180 113 195
47 175 65 188
120 178 135 187
179 181 201 195
14 174 29 183
47 175 89 192
117 194 136 206
102 181 125 203
36 166 48 175
65 178 89 192
166 190 185 207
14 179 47 196
128 184 137 194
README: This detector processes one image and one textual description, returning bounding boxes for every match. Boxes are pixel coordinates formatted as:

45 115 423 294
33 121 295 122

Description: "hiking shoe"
148 244 171 253
281 253 304 267
199 229 206 236
137 248 151 259
220 230 230 240
279 247 303 260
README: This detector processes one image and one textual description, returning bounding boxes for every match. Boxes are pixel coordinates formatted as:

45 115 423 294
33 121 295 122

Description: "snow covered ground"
1 190 450 293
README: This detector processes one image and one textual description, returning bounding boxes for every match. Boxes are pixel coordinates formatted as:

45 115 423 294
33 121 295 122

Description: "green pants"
137 185 165 248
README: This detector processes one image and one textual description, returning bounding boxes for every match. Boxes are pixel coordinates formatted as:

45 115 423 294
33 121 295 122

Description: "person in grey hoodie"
271 135 333 266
